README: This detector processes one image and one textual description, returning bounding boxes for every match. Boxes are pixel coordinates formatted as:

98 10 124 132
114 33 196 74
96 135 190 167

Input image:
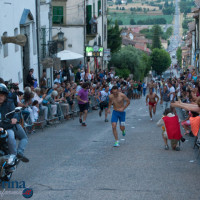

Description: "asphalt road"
2 95 200 200
168 0 182 65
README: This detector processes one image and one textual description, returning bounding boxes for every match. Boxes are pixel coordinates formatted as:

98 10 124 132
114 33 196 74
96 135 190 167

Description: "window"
104 24 107 41
53 6 63 24
3 32 8 57
14 28 19 52
86 5 92 34
98 0 101 16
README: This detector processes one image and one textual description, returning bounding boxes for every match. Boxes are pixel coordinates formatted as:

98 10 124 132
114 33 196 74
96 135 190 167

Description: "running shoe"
150 118 153 121
99 110 102 117
82 122 87 126
113 141 120 147
79 118 82 123
164 145 169 150
105 119 109 122
175 146 180 151
122 130 126 136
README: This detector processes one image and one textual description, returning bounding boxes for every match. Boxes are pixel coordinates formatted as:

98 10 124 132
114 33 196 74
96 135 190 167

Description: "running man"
98 86 110 122
77 82 89 126
146 88 159 121
108 86 130 147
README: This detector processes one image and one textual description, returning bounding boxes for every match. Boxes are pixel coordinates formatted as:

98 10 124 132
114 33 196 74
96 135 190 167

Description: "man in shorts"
108 86 130 147
146 88 159 121
98 86 110 122
77 82 89 126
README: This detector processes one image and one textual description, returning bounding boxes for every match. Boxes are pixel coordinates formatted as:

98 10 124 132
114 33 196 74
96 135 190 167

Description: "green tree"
107 20 122 53
109 46 151 80
176 47 182 67
130 18 136 25
152 25 162 49
151 48 171 75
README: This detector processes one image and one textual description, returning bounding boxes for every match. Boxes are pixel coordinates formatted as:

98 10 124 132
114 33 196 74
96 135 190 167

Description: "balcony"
86 24 98 43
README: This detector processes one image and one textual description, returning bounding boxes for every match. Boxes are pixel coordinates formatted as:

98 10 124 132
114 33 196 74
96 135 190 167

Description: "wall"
0 0 38 90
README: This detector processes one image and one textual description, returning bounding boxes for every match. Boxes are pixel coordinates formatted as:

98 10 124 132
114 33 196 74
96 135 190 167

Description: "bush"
117 20 123 25
130 19 136 25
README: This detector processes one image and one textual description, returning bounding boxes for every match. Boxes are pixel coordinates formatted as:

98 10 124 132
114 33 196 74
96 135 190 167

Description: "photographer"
0 84 29 162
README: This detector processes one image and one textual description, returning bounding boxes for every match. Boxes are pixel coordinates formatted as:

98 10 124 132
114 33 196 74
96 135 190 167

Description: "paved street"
2 95 200 200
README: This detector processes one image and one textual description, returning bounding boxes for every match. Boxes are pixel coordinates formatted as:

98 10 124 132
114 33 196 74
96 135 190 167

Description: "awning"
57 50 84 61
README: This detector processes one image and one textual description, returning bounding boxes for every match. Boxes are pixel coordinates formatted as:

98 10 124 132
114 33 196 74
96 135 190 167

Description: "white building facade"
52 0 108 71
0 0 38 90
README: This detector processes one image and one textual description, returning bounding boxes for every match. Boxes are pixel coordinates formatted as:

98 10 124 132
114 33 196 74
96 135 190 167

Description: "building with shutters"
52 0 108 71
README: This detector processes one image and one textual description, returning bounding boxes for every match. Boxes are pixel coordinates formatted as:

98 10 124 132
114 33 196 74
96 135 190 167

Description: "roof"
122 38 136 46
195 0 200 8
20 9 34 25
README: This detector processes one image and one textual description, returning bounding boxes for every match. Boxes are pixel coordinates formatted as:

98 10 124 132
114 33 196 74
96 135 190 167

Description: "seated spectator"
44 90 58 117
33 87 48 122
189 111 200 137
32 100 39 122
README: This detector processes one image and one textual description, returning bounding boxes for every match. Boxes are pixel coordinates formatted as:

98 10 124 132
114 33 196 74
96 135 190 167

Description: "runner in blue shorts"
108 86 130 147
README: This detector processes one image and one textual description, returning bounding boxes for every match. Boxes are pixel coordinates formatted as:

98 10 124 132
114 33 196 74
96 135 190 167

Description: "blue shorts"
111 110 126 125
133 89 138 94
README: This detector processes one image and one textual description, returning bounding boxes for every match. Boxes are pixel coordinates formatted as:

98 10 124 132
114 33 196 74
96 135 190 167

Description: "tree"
109 46 151 80
151 48 171 75
130 19 136 25
107 20 122 53
176 47 182 67
152 25 162 49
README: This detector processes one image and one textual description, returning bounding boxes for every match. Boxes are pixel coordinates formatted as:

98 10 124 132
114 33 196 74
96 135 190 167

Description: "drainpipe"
35 0 41 81
84 0 86 66
102 0 104 69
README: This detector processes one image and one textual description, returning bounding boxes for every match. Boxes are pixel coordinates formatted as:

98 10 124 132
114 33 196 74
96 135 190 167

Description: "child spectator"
32 100 39 122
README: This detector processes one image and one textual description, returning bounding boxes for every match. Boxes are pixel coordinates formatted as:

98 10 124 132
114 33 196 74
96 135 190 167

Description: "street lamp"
57 31 64 41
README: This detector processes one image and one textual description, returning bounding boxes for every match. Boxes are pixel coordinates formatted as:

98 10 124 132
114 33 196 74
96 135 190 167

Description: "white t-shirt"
88 73 92 81
176 85 181 97
169 86 175 101
32 106 39 121
100 91 109 102
81 72 85 81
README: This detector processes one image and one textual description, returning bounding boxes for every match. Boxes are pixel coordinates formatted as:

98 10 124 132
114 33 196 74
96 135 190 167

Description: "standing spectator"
78 61 83 70
160 85 170 112
40 69 47 89
142 82 147 96
75 69 81 82
80 70 85 82
69 64 75 82
26 68 35 86
54 73 61 84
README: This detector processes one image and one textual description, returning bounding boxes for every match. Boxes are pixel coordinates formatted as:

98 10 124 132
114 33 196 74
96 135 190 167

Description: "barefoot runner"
146 88 159 121
108 86 130 147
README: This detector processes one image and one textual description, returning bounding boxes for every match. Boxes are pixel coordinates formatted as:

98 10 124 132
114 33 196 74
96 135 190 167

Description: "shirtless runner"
108 86 130 147
146 88 159 121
